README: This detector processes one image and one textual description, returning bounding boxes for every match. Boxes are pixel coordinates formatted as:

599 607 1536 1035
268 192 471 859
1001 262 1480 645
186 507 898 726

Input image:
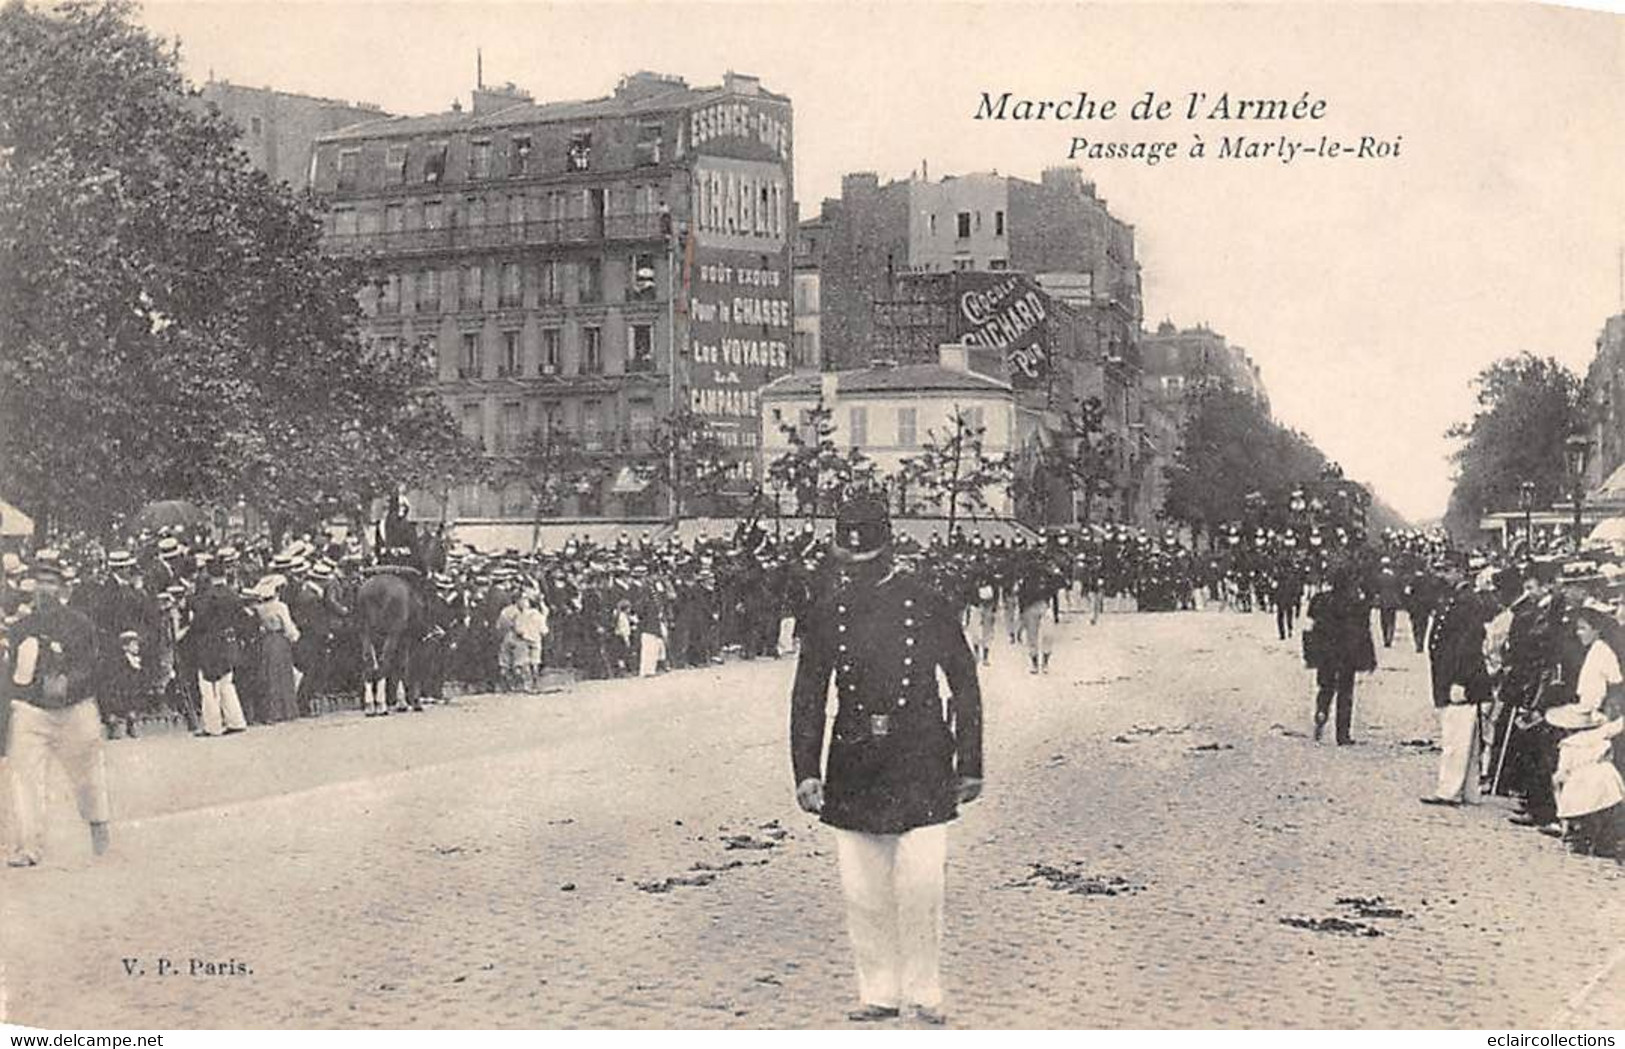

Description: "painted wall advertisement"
682 108 793 486
685 247 792 482
950 273 1053 388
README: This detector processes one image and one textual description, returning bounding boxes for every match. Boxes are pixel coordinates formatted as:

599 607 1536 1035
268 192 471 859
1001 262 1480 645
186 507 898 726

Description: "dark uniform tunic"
790 565 983 836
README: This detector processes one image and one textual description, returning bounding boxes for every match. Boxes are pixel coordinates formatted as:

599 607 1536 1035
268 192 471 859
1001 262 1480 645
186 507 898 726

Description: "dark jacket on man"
791 563 983 836
10 601 100 710
1306 586 1376 673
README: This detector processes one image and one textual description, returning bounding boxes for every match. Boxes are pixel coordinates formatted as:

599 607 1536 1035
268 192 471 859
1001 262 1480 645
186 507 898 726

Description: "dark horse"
354 527 448 717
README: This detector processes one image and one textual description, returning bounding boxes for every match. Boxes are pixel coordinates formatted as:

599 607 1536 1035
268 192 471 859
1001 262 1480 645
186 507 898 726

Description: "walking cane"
1490 701 1520 796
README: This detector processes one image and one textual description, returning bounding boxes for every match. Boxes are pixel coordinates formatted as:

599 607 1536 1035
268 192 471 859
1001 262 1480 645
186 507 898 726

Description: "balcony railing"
576 427 660 456
325 213 667 256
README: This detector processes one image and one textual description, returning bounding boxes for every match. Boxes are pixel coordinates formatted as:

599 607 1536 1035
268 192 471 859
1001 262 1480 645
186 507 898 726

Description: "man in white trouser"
188 562 249 736
790 493 984 1025
1423 569 1506 807
7 562 111 867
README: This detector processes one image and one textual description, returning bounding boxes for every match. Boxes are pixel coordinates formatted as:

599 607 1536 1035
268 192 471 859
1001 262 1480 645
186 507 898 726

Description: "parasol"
134 499 207 530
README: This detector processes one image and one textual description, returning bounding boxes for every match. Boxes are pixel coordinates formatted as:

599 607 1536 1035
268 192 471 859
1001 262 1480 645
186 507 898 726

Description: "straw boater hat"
30 562 65 586
107 550 138 572
157 535 184 560
251 575 285 601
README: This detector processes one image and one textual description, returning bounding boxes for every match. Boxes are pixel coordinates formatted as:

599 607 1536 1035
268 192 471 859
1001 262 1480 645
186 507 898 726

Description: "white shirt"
1577 638 1622 714
516 606 548 643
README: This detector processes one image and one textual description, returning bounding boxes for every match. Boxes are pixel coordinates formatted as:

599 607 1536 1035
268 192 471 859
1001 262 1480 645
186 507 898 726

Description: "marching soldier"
1403 563 1443 655
1374 556 1405 649
790 492 983 1025
1015 548 1066 674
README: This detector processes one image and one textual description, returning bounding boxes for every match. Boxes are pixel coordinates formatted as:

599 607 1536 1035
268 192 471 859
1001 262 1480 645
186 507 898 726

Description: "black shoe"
848 1005 901 1023
1336 737 1355 746
1313 715 1327 742
1419 796 1461 806
223 727 247 735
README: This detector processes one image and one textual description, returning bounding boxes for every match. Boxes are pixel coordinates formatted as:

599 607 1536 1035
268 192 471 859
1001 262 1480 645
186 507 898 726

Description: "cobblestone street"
4 608 1624 1029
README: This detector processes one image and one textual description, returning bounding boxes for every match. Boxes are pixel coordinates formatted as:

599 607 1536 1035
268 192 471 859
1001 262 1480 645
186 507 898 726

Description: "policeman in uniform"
790 492 983 1025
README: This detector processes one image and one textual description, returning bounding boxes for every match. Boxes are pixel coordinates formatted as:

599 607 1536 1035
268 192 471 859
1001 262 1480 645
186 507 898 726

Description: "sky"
136 0 1625 524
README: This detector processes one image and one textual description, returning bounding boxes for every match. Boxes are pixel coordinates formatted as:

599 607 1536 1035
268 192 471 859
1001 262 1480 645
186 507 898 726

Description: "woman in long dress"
252 579 302 724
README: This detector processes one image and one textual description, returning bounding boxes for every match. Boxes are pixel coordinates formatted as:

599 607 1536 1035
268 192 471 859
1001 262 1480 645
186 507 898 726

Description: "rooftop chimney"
472 81 532 116
939 343 970 373
723 71 761 96
820 371 840 407
615 71 688 103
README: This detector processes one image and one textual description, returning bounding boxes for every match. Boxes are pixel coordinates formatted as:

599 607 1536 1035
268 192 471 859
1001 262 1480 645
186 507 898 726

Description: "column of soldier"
0 516 1401 736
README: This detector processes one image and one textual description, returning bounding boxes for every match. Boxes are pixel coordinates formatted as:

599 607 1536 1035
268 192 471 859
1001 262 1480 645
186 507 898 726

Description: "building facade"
760 347 1021 518
198 79 387 189
791 214 826 374
1139 321 1271 418
815 166 1143 374
310 71 794 522
804 164 1161 528
1583 312 1625 494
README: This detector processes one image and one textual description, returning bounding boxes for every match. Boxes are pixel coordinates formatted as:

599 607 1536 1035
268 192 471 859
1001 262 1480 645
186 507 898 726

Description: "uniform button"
904 637 915 647
903 657 913 666
898 698 908 707
837 624 847 633
840 663 851 672
904 618 915 627
837 643 847 652
837 605 847 614
901 677 911 687
904 599 914 609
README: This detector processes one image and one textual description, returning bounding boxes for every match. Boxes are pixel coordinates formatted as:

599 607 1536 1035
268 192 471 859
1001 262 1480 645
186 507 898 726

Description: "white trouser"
1434 703 1482 803
833 823 947 1010
638 632 664 677
1020 603 1053 658
974 604 997 648
8 699 110 861
198 671 247 735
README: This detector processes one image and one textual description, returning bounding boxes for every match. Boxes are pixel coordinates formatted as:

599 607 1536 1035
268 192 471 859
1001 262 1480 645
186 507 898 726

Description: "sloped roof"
1593 460 1625 506
762 364 1011 399
317 81 764 144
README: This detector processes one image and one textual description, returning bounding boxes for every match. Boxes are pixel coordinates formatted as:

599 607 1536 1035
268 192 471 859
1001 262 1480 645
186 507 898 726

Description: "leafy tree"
495 424 600 550
899 410 1013 534
765 401 877 519
642 406 733 523
1443 352 1582 541
1162 386 1337 544
0 0 480 538
1034 395 1121 526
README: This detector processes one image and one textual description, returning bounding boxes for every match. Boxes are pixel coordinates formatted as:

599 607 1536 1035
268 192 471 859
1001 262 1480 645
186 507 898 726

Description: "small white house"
759 344 1021 516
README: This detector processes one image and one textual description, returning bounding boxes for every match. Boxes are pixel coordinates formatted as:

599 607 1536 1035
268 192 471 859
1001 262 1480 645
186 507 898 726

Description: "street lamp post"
1565 433 1592 553
1517 480 1535 551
